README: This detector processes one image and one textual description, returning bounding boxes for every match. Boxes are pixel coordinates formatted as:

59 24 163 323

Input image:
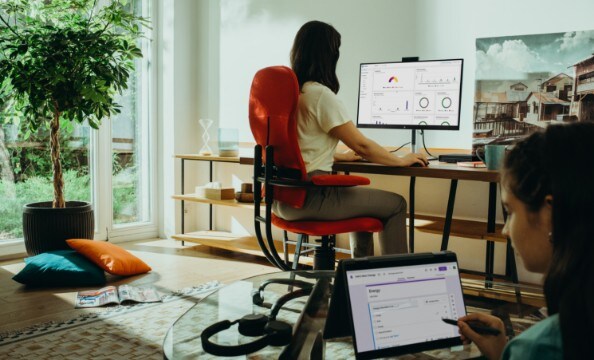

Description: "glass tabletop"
163 271 544 359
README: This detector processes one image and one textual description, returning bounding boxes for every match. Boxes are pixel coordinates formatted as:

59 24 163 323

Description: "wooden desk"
332 160 515 284
239 157 517 284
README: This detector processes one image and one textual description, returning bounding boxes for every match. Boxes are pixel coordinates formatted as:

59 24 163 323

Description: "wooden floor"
0 239 276 334
0 238 545 335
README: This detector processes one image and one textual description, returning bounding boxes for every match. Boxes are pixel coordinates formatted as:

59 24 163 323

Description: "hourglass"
199 118 213 156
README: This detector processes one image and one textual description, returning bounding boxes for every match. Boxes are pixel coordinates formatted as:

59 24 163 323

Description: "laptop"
324 251 466 359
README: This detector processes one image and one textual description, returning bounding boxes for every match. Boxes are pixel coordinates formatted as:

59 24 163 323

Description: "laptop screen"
345 261 465 353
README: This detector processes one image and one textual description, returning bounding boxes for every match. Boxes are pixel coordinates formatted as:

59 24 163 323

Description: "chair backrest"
249 66 307 208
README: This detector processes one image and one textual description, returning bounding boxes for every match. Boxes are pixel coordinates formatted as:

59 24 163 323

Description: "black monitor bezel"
356 58 464 131
341 252 465 359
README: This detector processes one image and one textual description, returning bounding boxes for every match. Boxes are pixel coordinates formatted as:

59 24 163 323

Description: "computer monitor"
356 58 463 152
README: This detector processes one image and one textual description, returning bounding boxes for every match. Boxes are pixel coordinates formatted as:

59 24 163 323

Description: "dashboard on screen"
357 59 463 130
345 261 465 353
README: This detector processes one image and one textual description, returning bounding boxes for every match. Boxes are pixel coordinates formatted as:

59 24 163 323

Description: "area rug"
0 281 221 359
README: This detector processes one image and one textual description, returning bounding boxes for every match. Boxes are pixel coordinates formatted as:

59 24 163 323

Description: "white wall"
218 0 420 148
169 0 594 284
158 0 207 238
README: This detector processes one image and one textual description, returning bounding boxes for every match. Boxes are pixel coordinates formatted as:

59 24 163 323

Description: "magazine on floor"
75 285 162 308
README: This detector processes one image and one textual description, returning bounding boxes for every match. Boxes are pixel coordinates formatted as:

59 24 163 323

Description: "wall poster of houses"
473 30 594 151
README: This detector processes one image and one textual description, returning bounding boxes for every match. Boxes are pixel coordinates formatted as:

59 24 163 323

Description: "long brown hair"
290 21 341 94
502 122 594 359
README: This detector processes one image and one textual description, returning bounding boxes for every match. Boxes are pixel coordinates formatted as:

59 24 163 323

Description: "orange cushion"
66 239 151 276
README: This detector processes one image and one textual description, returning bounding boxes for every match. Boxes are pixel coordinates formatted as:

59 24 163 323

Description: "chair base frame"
253 144 337 271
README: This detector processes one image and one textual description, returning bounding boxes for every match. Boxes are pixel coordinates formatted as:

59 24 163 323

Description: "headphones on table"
201 278 314 357
201 314 293 357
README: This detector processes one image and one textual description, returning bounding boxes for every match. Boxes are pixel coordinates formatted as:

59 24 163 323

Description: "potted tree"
0 0 147 254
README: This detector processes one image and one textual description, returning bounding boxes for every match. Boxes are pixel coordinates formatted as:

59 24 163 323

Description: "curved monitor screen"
357 59 463 130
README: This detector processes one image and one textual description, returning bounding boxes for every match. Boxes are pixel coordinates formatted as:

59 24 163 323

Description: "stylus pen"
442 318 501 336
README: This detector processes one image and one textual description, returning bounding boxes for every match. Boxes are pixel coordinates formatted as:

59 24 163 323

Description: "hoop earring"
548 232 553 244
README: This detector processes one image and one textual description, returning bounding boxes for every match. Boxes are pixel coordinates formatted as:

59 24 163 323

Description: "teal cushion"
13 250 106 287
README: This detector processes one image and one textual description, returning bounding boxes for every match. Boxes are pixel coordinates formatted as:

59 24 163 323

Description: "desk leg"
409 176 416 253
181 158 185 246
487 182 497 232
485 182 497 286
440 180 458 251
209 161 213 231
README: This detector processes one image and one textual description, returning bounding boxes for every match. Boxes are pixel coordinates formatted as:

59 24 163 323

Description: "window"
111 0 153 228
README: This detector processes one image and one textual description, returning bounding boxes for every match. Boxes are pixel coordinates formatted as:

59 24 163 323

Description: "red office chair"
249 66 383 271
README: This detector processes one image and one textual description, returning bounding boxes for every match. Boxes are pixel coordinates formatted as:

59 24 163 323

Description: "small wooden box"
195 186 235 200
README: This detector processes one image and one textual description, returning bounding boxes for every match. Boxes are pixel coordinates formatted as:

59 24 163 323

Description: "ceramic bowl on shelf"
235 192 254 203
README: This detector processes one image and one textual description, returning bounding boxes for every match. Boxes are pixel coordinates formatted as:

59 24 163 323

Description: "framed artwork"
473 30 594 152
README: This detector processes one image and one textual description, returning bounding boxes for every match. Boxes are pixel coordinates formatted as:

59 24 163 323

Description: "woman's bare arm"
330 122 427 167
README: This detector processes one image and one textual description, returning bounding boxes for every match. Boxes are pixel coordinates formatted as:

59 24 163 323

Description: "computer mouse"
410 162 428 167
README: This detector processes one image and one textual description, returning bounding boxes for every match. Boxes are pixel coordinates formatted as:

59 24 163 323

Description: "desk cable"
388 132 437 161
389 142 410 153
420 130 438 161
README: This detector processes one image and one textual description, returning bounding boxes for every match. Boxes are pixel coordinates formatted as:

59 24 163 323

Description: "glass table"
163 271 544 359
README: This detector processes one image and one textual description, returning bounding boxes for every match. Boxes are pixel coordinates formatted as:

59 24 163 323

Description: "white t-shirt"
296 81 351 173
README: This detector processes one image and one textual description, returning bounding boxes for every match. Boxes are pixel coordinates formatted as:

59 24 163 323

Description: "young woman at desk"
272 20 427 257
456 122 594 359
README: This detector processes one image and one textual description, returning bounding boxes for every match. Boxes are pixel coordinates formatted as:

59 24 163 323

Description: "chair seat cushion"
310 174 370 186
271 214 383 236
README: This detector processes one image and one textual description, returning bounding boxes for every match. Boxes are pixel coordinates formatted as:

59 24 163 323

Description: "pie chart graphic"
419 97 429 109
441 97 452 109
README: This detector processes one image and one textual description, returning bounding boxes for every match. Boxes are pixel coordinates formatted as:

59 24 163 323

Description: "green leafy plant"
0 0 147 207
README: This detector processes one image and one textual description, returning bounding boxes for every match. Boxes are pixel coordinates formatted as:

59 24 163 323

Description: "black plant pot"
23 201 94 255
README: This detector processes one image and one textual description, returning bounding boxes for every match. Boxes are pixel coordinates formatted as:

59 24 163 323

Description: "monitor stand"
402 57 420 154
410 129 418 153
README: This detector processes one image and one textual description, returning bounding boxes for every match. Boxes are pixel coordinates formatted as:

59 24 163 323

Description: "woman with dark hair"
457 121 594 359
272 21 428 257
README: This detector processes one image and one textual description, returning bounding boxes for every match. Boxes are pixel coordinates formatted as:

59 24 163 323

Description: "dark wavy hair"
502 121 594 359
290 21 341 94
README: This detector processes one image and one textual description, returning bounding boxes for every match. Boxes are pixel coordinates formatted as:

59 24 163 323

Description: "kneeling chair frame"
253 145 341 271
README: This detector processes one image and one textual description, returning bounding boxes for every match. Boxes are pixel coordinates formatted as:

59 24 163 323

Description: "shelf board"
172 231 268 256
410 214 507 243
461 278 544 307
172 194 255 209
172 231 349 266
175 154 240 162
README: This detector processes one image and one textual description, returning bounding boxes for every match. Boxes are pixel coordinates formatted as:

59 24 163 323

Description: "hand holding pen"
456 313 508 360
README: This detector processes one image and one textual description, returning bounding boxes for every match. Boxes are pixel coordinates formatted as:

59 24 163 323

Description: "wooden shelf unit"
174 154 242 246
173 154 333 267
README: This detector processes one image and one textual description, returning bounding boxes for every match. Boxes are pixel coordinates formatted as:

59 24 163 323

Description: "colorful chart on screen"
357 59 463 129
